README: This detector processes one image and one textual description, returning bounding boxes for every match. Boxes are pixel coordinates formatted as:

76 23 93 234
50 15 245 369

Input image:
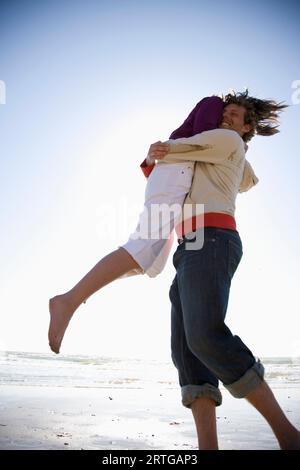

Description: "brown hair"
223 89 288 142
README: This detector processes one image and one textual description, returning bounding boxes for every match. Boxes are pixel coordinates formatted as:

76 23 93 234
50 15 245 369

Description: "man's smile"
220 121 232 128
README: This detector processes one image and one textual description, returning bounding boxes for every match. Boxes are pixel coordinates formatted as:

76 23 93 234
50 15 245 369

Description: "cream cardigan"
162 128 258 218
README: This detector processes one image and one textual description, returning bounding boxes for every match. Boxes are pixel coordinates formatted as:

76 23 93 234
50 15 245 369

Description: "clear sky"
0 0 299 359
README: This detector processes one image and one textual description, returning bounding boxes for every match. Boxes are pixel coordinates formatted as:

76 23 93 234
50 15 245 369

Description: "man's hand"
146 141 170 166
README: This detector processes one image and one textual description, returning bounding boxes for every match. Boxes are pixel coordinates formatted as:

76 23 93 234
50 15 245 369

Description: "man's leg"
175 228 300 449
48 247 141 353
246 381 300 450
176 230 257 388
169 273 221 450
191 397 218 450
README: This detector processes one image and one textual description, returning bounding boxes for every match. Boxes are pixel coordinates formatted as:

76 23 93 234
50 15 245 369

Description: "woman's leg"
48 247 141 354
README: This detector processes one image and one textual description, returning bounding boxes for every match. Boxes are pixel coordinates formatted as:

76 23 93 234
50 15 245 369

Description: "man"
146 90 300 450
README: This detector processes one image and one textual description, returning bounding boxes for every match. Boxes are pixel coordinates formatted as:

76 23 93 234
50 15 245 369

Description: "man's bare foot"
279 429 300 450
48 294 77 354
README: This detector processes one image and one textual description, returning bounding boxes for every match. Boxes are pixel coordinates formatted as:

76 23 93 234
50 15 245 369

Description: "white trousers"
121 161 193 277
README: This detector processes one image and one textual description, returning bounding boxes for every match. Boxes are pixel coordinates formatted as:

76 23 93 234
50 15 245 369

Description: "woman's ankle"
60 290 80 312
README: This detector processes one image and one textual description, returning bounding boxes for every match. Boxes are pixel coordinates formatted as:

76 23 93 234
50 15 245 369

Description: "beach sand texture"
0 351 299 450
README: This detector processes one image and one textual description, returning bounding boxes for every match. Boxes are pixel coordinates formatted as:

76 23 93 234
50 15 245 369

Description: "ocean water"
0 350 300 390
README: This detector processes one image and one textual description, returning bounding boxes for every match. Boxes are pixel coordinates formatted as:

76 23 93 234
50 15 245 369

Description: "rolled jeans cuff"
224 359 265 398
181 383 222 408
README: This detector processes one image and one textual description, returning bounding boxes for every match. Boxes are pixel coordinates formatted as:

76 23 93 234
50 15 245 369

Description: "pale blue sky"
0 0 299 358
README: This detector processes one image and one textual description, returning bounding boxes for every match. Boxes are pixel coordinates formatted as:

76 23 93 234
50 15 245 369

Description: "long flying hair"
223 89 288 142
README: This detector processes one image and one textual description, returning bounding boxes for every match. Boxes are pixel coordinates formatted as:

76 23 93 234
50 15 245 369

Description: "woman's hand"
146 141 170 165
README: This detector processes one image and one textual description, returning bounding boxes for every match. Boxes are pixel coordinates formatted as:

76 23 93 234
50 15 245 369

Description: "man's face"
219 104 251 138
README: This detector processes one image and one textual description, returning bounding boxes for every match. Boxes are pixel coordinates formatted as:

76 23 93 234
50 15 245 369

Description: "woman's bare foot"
48 294 77 354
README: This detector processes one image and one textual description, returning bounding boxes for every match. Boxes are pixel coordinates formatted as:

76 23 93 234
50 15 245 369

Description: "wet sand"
0 384 299 450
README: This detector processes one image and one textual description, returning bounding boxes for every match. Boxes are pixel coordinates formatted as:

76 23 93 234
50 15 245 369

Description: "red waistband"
176 212 236 238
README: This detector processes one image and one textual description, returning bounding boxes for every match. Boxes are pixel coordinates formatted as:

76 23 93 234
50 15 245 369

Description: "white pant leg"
121 162 193 277
144 230 175 278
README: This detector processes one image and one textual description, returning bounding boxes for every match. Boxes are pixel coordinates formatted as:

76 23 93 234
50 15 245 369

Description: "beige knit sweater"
162 128 258 218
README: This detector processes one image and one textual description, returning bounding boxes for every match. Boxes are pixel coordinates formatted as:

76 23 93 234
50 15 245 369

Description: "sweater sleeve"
163 129 244 164
140 96 224 176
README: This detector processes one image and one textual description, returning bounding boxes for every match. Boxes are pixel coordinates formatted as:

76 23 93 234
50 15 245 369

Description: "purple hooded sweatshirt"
169 95 224 139
141 96 224 177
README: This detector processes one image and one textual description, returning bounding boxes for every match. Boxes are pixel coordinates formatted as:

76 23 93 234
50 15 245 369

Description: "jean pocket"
228 238 243 279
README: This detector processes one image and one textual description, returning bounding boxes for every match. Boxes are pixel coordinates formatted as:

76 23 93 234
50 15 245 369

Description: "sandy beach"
0 352 299 450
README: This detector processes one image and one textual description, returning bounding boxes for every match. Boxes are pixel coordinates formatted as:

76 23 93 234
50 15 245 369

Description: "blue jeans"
169 227 264 408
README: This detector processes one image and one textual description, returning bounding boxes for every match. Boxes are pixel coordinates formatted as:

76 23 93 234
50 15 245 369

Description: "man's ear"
243 123 252 133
